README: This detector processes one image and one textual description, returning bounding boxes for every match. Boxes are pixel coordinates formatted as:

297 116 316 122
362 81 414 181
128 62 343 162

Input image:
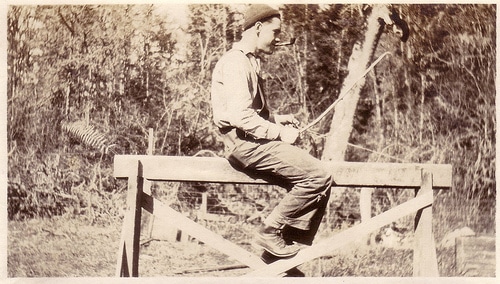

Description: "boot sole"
260 251 305 277
252 240 300 258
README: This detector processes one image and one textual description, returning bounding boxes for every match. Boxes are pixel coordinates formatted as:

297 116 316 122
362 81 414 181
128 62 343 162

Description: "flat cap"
243 4 280 30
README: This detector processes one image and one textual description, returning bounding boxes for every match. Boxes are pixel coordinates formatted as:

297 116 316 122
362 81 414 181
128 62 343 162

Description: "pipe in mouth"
275 37 296 46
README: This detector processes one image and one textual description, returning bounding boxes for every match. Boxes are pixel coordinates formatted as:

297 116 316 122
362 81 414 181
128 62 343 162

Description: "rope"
305 130 406 162
299 52 392 133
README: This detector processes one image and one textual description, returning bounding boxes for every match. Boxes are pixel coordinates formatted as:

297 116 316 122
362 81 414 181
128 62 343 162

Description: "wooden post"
413 170 439 276
360 188 373 245
147 128 154 155
116 161 144 277
200 192 208 219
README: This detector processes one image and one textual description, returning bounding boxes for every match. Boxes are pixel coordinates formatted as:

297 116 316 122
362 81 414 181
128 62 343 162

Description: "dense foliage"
7 4 495 236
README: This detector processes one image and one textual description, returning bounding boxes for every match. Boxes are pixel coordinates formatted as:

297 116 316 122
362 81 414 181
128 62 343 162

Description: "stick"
173 264 248 274
299 52 391 133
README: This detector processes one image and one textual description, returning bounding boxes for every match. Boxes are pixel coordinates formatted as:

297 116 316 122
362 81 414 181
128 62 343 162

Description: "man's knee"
312 168 334 192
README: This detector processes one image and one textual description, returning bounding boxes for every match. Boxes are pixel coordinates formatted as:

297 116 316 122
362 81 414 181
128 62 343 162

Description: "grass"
433 190 495 243
8 215 120 277
7 208 494 278
7 214 253 277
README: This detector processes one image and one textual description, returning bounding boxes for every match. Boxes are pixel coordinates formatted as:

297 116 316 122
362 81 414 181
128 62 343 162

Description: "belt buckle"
244 131 256 142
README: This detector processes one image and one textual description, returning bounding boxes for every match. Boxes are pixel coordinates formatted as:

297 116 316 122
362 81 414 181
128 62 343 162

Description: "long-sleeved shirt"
211 42 281 141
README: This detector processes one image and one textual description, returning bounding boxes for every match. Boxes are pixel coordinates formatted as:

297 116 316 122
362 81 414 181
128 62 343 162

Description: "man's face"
256 17 281 55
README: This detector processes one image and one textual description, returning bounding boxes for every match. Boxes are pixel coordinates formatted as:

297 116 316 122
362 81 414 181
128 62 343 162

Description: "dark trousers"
226 137 333 245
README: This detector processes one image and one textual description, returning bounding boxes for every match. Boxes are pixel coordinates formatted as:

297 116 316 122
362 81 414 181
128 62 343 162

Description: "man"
211 4 333 258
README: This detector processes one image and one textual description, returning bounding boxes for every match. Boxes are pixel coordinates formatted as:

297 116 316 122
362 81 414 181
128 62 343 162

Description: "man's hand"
279 125 299 144
274 114 300 127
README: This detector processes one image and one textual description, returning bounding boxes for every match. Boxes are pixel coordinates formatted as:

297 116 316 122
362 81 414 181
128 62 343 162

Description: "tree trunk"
321 5 392 220
322 5 390 162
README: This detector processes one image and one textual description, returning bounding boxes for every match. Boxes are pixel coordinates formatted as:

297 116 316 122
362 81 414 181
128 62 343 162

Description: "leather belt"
219 127 266 143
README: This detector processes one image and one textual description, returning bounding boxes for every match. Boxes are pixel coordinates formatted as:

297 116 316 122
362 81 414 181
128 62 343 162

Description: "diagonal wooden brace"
141 193 267 269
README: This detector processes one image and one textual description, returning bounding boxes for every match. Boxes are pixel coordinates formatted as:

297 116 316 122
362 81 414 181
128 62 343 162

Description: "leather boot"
254 226 301 257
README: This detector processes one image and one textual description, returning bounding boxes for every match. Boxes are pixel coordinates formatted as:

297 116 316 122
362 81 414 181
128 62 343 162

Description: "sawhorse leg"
413 170 439 276
116 162 144 277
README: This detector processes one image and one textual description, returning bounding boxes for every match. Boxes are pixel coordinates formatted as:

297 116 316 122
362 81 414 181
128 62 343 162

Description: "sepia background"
6 3 496 277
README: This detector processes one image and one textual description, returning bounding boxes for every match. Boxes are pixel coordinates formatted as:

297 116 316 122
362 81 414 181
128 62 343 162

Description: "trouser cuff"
264 213 310 231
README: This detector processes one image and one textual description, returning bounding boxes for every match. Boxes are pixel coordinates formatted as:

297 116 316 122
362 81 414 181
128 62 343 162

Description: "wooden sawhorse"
113 155 452 277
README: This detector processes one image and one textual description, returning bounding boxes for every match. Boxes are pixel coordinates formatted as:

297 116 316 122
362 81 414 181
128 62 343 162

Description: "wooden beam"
140 192 267 270
113 155 452 189
244 190 434 277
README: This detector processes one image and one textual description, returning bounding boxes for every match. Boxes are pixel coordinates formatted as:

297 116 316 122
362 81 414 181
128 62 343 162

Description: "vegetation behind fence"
7 4 495 240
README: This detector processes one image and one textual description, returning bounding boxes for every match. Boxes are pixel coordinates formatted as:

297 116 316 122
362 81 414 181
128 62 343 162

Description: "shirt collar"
232 41 262 75
232 41 258 58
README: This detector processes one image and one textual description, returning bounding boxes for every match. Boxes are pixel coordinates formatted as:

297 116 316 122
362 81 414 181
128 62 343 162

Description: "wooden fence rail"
113 155 452 277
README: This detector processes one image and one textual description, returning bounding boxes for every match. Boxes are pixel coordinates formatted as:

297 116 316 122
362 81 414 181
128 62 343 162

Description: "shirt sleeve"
212 52 281 140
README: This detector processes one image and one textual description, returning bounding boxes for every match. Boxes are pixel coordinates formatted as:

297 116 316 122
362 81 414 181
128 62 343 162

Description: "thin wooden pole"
413 170 439 276
360 188 373 222
200 192 208 219
147 128 154 155
360 188 373 245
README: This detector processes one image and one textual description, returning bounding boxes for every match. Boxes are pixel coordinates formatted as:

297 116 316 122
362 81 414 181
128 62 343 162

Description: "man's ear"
255 21 263 33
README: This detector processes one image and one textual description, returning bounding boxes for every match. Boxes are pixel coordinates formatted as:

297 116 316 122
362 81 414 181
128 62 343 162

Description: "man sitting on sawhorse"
211 4 334 271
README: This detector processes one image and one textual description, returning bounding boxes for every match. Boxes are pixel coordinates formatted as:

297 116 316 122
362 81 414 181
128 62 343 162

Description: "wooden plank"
413 170 439 276
140 192 267 270
244 190 434 277
114 155 266 183
113 155 452 189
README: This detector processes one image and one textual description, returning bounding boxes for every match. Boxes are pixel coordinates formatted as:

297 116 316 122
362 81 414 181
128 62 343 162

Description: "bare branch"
58 8 75 36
